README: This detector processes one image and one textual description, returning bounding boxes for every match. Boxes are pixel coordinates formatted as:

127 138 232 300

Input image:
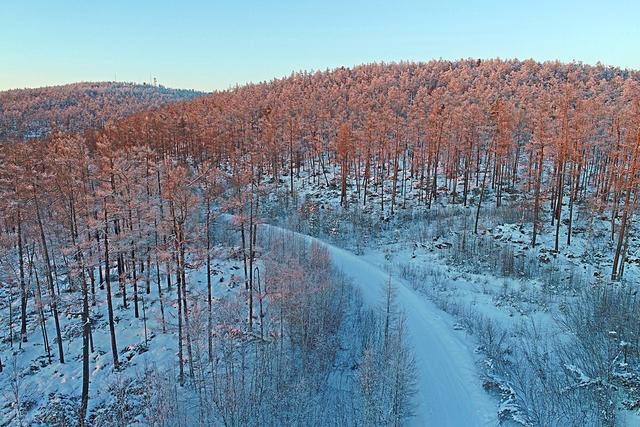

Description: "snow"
0 253 246 424
237 164 640 424
6 162 639 424
257 220 498 426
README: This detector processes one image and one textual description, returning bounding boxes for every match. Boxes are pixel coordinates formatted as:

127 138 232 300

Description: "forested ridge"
0 82 205 141
1 59 640 425
84 59 640 278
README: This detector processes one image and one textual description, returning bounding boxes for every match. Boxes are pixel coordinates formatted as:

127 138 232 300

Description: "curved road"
330 247 497 426
229 216 498 426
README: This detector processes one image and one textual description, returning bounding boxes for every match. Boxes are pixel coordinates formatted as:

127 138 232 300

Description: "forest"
0 82 204 140
1 59 640 425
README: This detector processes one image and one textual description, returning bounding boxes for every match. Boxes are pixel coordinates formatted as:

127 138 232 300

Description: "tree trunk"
474 150 492 235
532 144 544 247
206 196 213 360
17 212 27 343
103 201 119 369
612 132 640 280
79 268 90 426
35 197 64 364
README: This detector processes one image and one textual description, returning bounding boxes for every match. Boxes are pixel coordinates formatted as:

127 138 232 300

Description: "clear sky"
1 0 639 92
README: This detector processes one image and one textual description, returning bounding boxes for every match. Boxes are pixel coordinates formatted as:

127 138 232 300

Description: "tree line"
85 59 639 278
0 82 204 141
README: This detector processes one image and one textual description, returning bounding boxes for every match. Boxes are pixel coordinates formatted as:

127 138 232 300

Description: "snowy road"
258 222 498 426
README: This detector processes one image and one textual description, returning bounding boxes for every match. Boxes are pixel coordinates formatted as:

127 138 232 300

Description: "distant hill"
0 82 206 141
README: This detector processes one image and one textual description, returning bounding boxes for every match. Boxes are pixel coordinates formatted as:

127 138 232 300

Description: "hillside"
1 59 640 426
0 82 206 141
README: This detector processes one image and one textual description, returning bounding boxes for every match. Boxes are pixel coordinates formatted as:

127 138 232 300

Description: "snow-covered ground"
262 169 640 425
0 251 247 425
3 165 640 425
260 222 498 426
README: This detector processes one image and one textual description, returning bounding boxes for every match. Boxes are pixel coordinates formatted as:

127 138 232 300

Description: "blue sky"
1 0 638 91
